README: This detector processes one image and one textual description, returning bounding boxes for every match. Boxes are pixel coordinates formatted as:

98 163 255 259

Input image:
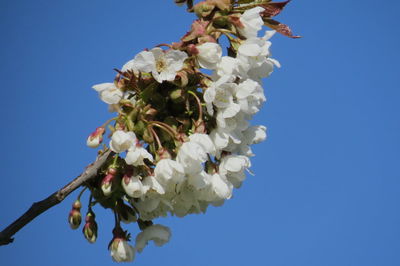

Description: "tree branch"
0 149 113 246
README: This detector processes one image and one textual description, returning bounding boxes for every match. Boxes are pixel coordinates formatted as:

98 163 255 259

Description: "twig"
0 149 114 246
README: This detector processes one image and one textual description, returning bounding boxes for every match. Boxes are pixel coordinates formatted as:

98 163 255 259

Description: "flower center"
156 58 167 73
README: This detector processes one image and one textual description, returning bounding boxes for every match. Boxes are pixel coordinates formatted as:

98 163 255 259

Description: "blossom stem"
110 154 119 168
149 126 163 149
149 122 178 140
113 209 120 227
88 193 94 209
77 187 88 201
101 117 118 128
188 90 203 122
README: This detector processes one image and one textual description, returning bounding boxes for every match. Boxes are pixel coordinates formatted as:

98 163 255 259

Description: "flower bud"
68 210 81 230
169 88 186 103
83 211 98 243
68 200 82 230
109 227 136 262
101 172 116 197
174 71 189 87
86 127 105 148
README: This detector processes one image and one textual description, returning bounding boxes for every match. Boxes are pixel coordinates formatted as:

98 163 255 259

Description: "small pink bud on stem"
83 211 98 243
68 200 82 230
86 127 105 148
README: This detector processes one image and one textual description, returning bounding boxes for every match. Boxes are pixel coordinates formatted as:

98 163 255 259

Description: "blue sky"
1 0 399 265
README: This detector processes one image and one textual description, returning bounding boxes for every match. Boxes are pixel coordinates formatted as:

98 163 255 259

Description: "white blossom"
154 159 185 185
219 155 251 188
125 145 154 166
204 81 241 118
214 56 240 81
189 133 216 156
243 125 267 144
209 173 233 200
238 7 264 38
135 224 171 253
92 83 123 105
176 142 208 175
132 47 188 83
196 42 222 70
187 171 211 190
142 175 165 195
122 175 145 198
236 79 266 115
110 130 136 153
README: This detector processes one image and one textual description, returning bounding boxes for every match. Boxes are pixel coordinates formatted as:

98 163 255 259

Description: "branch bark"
0 149 113 246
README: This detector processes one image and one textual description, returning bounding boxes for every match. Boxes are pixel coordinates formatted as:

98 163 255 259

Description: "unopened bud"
68 209 82 230
101 173 116 197
72 199 82 210
170 88 186 103
107 167 117 176
83 211 98 243
86 127 105 148
175 71 189 88
68 200 82 230
109 227 135 262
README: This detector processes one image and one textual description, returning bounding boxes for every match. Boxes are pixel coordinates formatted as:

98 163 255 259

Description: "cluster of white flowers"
82 5 281 263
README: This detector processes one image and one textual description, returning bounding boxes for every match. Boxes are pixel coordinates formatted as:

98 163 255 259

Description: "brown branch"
0 149 114 246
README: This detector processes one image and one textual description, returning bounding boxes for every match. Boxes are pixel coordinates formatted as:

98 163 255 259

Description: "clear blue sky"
1 0 399 265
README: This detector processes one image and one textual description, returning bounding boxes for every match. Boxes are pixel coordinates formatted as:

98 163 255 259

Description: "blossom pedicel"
70 0 298 262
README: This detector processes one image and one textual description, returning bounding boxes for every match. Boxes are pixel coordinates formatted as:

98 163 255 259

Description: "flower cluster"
69 0 297 262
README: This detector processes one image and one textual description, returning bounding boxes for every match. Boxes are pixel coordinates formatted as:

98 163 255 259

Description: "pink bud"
83 211 98 243
101 173 116 196
86 127 105 148
68 209 82 230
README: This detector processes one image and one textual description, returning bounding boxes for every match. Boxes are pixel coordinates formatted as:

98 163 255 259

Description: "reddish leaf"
261 0 291 18
264 18 301 38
